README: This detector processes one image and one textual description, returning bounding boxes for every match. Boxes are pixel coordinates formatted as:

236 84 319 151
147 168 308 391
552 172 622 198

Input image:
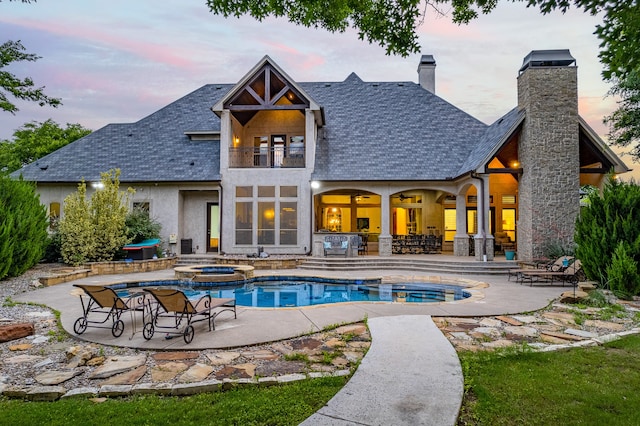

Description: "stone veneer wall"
39 257 178 286
517 65 580 260
212 257 304 270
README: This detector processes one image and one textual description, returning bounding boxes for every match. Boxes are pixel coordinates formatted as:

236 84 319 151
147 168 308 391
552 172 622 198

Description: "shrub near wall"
575 175 640 296
0 175 48 280
59 169 133 266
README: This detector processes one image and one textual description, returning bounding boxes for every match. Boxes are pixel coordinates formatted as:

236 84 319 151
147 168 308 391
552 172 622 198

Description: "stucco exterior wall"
37 182 219 255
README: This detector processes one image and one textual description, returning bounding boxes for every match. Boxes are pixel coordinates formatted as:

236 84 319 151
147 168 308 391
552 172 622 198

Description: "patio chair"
142 288 236 344
508 255 573 282
518 259 583 286
323 235 349 257
357 234 369 255
73 284 145 338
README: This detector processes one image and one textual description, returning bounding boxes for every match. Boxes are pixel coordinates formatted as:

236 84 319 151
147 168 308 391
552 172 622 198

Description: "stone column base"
453 235 470 256
474 236 495 261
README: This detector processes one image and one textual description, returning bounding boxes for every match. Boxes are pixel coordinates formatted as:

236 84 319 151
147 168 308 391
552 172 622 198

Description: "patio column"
472 174 494 261
378 191 392 256
453 194 469 256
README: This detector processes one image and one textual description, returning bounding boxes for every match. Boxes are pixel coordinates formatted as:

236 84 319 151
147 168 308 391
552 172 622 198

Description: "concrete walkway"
14 267 567 425
301 315 462 426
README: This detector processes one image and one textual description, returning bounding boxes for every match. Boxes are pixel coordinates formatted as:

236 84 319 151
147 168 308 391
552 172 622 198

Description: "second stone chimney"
417 55 436 93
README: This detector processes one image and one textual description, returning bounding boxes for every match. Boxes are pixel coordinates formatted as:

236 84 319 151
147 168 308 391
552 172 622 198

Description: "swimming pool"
112 276 471 308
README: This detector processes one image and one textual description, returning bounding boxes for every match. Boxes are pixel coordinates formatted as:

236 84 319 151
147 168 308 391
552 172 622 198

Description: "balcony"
229 146 305 168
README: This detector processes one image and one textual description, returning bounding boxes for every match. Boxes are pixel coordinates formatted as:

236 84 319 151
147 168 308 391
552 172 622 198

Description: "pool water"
114 277 471 308
194 282 469 308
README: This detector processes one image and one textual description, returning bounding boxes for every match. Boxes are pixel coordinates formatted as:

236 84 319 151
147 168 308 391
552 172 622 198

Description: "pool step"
175 255 515 275
297 257 513 275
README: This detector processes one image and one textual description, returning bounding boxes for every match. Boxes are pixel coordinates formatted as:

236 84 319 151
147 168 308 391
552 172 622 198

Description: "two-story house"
15 49 628 260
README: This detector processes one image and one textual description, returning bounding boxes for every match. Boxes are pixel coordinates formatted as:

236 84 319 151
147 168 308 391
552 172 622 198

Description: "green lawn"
458 334 640 425
0 376 346 426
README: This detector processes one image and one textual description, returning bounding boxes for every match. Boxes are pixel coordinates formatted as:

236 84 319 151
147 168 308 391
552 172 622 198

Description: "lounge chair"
73 284 145 338
142 288 236 344
508 256 573 282
518 259 583 286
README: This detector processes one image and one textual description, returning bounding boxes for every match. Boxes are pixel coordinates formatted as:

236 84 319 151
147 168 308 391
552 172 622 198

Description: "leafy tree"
605 70 640 158
58 169 133 266
574 175 640 294
0 119 91 173
0 174 48 280
0 40 61 114
207 0 424 56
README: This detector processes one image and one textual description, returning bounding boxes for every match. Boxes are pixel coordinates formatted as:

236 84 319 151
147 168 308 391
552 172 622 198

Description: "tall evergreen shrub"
606 242 640 299
0 175 48 280
575 175 640 295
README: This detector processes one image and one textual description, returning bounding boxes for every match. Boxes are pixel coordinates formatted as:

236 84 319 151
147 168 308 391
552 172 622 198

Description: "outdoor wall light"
310 181 320 189
91 182 105 190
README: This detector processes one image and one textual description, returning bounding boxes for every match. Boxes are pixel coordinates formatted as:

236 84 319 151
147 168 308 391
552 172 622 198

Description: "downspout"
218 182 224 255
309 183 314 256
470 172 487 261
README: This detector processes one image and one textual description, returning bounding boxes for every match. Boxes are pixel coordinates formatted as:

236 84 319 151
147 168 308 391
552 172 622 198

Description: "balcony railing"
229 146 305 168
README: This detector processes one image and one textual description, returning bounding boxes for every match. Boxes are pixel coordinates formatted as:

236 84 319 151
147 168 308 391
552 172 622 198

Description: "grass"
0 376 347 425
458 334 640 425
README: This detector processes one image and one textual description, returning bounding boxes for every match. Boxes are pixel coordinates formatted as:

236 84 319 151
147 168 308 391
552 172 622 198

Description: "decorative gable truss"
213 56 323 170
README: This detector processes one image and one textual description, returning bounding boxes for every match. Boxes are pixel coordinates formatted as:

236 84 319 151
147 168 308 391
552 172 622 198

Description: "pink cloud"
8 17 199 71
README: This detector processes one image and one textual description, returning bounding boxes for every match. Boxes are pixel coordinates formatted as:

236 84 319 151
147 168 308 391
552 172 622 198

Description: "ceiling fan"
395 193 410 201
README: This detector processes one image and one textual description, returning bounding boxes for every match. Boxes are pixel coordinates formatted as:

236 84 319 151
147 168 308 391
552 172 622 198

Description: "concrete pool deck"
14 268 566 351
14 268 567 425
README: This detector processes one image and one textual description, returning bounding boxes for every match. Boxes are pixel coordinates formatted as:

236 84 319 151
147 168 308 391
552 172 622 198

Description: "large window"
234 185 298 246
235 201 253 245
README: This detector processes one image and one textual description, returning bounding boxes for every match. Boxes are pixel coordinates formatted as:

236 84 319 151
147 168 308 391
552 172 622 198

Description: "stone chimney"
417 55 436 93
516 49 580 260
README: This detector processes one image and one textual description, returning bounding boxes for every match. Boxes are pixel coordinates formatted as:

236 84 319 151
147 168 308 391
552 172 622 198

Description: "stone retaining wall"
213 257 303 270
39 257 178 286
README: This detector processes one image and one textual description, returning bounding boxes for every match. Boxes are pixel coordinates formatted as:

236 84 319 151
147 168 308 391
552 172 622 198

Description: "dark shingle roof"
15 71 508 183
458 107 525 175
304 76 488 181
14 84 233 183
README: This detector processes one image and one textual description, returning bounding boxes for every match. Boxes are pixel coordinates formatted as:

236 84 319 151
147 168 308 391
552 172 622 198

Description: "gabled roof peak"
344 72 363 83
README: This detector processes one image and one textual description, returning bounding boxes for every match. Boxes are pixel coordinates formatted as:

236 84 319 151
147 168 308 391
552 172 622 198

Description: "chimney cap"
419 54 436 66
519 49 576 73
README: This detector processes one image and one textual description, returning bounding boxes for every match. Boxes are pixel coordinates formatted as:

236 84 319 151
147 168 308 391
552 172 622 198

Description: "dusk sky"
1 0 635 176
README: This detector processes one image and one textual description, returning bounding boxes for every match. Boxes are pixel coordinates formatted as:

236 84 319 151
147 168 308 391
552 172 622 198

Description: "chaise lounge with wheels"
508 255 574 282
73 284 145 338
142 288 236 344
518 259 583 286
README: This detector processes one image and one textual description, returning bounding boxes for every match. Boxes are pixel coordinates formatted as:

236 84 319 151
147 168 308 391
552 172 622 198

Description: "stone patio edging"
0 369 352 402
3 328 639 402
